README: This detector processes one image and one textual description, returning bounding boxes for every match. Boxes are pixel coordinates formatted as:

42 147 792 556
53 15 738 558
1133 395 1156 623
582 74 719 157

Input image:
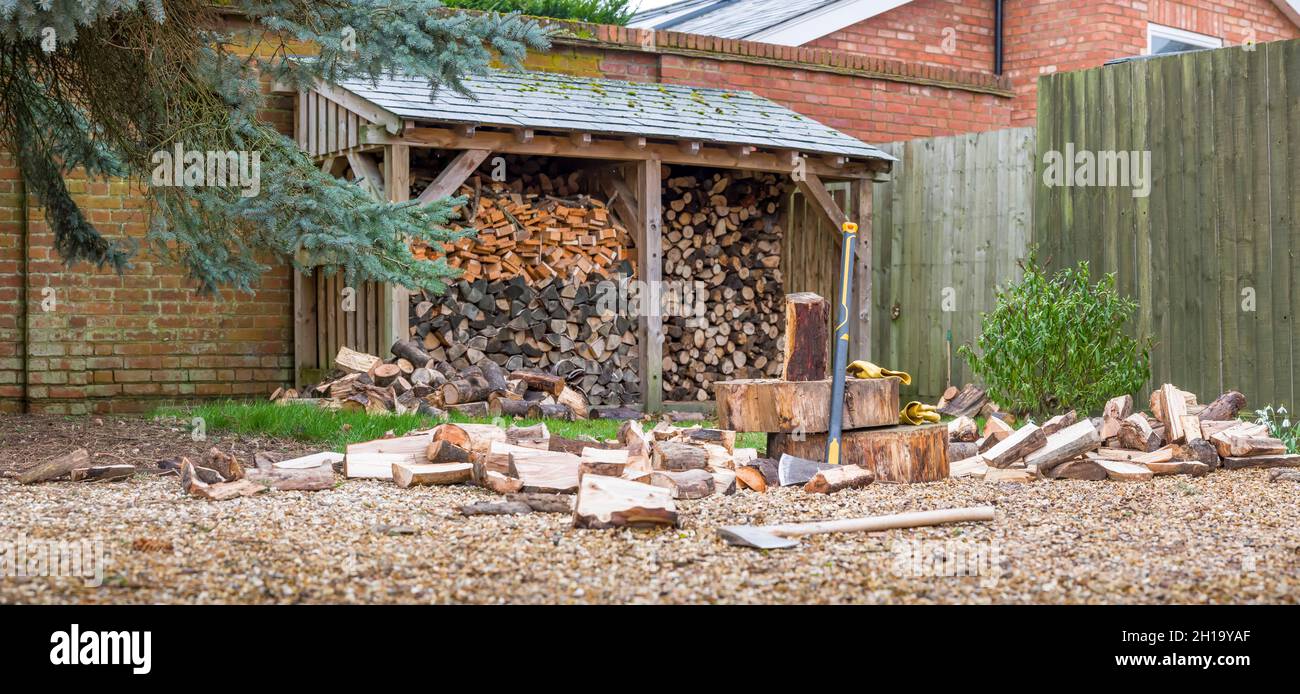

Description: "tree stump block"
713 377 899 433
767 424 949 483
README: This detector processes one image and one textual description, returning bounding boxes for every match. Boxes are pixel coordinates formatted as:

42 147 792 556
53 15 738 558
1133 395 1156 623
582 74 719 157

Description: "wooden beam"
415 149 490 205
569 132 593 148
728 144 755 158
853 177 873 360
363 126 876 179
678 140 702 156
625 136 647 150
637 156 663 413
514 128 535 144
796 173 849 229
312 80 403 135
382 144 411 350
346 151 384 199
600 166 642 238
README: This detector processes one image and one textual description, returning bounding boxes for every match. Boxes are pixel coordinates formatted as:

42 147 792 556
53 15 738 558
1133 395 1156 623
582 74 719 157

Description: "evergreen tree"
441 0 635 25
0 1 550 294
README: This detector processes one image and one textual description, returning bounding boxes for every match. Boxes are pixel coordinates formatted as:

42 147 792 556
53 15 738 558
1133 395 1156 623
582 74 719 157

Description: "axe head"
777 453 836 487
718 525 800 550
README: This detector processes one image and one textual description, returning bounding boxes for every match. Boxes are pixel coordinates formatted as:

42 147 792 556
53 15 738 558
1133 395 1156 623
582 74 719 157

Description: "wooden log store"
287 69 894 412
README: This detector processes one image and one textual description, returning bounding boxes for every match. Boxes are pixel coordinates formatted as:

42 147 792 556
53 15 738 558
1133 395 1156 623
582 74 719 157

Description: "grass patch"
153 400 766 453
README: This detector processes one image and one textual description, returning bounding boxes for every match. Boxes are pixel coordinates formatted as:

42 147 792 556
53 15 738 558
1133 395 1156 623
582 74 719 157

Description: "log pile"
293 343 601 419
947 383 1298 482
660 168 789 401
409 277 639 406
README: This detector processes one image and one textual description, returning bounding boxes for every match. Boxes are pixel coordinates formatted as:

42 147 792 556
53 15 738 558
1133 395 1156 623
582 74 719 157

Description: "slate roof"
629 0 841 39
335 69 892 161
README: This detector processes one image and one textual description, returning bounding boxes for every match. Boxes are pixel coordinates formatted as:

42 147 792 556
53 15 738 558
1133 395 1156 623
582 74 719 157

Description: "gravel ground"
1 414 1297 604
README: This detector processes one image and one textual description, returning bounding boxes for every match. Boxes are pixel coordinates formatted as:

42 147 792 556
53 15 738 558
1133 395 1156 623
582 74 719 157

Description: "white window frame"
1146 23 1223 55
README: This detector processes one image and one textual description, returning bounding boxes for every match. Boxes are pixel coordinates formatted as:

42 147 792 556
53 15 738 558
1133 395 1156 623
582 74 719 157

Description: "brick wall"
805 0 996 74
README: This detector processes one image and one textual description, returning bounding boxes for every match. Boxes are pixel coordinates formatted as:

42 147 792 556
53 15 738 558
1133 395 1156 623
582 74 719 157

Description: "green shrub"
958 250 1152 418
1254 405 1300 453
442 0 636 25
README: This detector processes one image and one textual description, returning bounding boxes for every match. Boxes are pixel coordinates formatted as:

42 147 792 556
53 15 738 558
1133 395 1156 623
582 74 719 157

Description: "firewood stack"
947 385 1299 482
660 167 789 401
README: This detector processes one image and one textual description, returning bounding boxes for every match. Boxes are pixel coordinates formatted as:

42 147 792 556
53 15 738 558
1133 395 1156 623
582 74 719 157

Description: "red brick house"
632 0 1300 124
1 1 1296 414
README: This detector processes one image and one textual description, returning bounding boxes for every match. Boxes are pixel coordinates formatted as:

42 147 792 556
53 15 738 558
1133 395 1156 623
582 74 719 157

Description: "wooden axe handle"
764 506 995 537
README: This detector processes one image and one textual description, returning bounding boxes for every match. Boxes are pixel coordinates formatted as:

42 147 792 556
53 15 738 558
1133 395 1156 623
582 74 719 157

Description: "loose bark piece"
18 448 91 484
573 475 678 529
712 468 737 495
714 377 899 433
507 492 575 513
936 384 987 418
982 424 1047 468
460 501 532 516
1094 459 1154 481
1268 469 1300 482
1222 454 1300 470
948 416 978 442
1044 458 1108 480
1100 395 1134 439
781 292 830 381
1118 413 1162 452
948 441 979 462
1180 438 1221 469
683 428 736 453
767 424 949 482
652 441 709 471
1154 384 1190 443
1024 420 1101 476
393 462 473 488
617 420 651 458
735 465 768 492
200 448 245 482
481 470 524 495
649 469 715 499
246 462 334 491
70 465 135 482
1200 391 1246 421
804 465 874 494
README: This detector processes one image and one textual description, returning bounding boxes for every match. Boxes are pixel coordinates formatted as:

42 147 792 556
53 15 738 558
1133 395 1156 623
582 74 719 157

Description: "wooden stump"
781 293 829 381
767 424 948 483
714 377 899 433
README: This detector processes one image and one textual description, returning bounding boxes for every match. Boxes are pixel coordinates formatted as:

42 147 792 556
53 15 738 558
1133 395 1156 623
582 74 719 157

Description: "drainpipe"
994 0 1005 75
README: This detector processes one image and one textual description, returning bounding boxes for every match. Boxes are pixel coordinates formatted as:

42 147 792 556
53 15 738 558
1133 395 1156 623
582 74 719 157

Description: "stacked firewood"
288 342 596 420
660 167 788 401
409 161 635 285
409 276 640 406
947 385 1298 481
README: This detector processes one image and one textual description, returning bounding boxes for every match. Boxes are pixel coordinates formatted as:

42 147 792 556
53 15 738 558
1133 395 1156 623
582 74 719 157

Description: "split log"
982 424 1046 468
1118 413 1162 452
18 448 90 484
393 462 473 488
442 379 490 405
1094 459 1153 481
507 492 574 513
371 363 402 387
767 424 948 483
682 428 736 453
1211 432 1285 458
509 451 582 493
1040 410 1077 436
537 403 576 420
556 386 589 419
936 384 987 418
804 464 874 494
1100 395 1133 439
348 431 432 465
1043 458 1108 480
649 469 715 499
948 416 978 442
982 415 1014 446
481 470 524 495
1268 469 1300 482
618 420 651 458
712 468 737 495
1024 420 1101 476
780 292 829 381
1145 460 1210 477
335 346 381 374
735 465 769 492
390 338 432 368
514 369 567 396
203 448 245 482
579 447 629 478
948 441 979 462
983 467 1034 483
344 452 408 479
245 463 335 491
1221 454 1300 470
1153 384 1190 443
491 397 541 419
714 377 899 433
181 459 265 500
1180 438 1221 469
69 465 135 482
652 441 709 471
949 456 988 478
426 440 472 465
505 423 550 449
1200 390 1246 421
573 475 678 529
433 423 506 454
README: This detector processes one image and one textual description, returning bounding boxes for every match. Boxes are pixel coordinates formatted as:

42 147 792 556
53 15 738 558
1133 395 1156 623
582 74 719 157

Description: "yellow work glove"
900 401 940 425
846 360 912 386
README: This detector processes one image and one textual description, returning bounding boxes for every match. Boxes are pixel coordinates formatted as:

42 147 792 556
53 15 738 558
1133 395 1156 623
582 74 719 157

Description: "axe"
718 506 996 550
825 220 858 465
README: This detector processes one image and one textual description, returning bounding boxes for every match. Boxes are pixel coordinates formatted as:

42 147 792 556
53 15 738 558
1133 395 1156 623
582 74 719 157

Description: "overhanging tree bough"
0 1 550 294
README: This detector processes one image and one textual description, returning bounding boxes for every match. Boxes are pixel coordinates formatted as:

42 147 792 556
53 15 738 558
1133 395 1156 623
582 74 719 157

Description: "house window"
1147 23 1223 55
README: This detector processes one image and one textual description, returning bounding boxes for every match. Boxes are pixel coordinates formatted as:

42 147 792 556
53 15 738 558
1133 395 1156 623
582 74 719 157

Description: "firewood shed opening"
288 68 893 413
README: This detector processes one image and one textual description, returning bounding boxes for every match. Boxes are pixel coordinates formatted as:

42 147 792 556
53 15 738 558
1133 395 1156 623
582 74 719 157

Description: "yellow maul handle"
846 360 913 386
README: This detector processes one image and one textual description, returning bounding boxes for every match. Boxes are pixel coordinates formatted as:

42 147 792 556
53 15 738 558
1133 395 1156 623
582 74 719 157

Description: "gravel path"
1 415 1297 604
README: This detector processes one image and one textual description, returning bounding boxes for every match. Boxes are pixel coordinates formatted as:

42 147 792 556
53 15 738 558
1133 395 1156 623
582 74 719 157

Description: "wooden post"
853 177 873 360
292 267 318 387
637 156 663 413
382 144 411 350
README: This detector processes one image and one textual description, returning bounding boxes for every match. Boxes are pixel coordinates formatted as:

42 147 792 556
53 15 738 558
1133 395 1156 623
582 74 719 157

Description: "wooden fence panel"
869 127 1037 403
1035 40 1299 408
